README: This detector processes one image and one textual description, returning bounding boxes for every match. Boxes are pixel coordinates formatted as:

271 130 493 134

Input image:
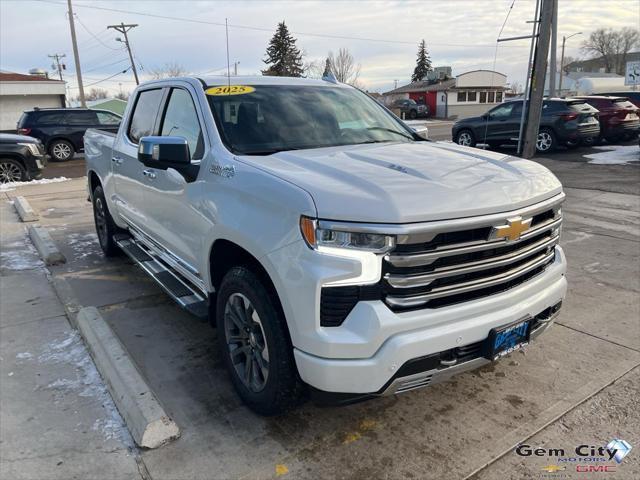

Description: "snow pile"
584 145 640 165
38 331 133 446
0 176 70 191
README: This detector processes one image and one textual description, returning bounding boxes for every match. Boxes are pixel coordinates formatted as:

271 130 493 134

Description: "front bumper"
291 247 567 394
24 152 47 180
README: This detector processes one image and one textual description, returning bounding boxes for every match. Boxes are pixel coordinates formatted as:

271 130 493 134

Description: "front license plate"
484 318 531 361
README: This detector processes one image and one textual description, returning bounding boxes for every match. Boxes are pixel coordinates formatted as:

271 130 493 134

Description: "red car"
574 96 640 143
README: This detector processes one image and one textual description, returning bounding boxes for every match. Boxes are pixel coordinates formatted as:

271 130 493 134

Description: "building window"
467 91 477 102
496 91 503 103
479 91 487 103
457 91 467 102
488 91 495 103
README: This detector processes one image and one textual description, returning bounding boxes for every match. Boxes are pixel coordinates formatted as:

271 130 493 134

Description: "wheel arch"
87 169 102 199
208 239 289 335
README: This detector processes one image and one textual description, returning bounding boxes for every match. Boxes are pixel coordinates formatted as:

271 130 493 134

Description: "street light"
559 32 582 94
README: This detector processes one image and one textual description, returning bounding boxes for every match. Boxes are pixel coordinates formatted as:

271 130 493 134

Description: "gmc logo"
576 465 616 473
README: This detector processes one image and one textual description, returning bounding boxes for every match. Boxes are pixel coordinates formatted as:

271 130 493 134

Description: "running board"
115 234 208 320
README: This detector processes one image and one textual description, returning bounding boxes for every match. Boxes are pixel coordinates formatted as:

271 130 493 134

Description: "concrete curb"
14 196 38 222
28 225 66 265
76 307 180 449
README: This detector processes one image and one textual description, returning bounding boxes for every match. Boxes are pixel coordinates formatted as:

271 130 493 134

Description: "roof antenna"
225 18 231 91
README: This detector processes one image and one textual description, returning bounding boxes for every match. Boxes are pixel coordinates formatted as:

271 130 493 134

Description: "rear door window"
128 88 164 143
36 112 68 125
159 88 204 160
67 110 99 125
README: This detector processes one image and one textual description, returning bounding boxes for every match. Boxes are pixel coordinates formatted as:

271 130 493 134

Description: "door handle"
111 156 123 166
142 169 157 180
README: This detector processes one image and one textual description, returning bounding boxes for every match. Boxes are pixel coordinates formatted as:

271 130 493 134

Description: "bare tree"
303 58 324 78
508 81 523 95
327 48 362 87
115 90 130 101
582 27 639 75
149 62 188 79
85 88 109 101
561 55 580 73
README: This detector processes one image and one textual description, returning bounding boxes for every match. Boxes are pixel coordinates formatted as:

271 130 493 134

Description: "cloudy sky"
1 0 638 96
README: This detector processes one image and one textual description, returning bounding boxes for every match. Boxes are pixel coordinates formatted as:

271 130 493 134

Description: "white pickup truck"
85 76 567 415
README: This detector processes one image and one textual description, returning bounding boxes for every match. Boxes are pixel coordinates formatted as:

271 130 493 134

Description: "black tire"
92 185 123 257
49 139 74 162
565 139 581 149
581 136 600 147
409 109 418 119
535 128 556 153
0 158 27 183
455 129 476 147
216 266 303 415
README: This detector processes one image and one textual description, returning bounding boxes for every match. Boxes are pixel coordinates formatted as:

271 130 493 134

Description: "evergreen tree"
262 22 304 77
411 39 432 83
322 58 332 77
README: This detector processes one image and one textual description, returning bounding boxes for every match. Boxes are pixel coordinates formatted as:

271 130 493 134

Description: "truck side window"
128 88 163 144
160 88 204 160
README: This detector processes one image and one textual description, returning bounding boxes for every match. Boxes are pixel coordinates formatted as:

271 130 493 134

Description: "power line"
82 57 130 74
74 14 122 51
68 67 131 88
35 0 529 48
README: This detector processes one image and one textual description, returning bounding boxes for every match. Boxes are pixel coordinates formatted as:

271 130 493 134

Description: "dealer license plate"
485 318 531 361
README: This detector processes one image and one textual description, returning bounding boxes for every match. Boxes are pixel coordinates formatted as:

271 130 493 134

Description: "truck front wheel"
92 185 122 257
216 266 303 415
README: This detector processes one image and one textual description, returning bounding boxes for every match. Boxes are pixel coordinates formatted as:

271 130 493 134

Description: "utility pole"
48 53 66 81
233 62 239 76
548 0 558 97
522 0 555 159
67 0 86 107
108 22 139 84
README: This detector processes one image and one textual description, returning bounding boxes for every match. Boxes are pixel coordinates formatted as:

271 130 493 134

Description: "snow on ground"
0 237 44 271
36 331 133 446
584 144 640 165
66 232 100 260
0 176 70 192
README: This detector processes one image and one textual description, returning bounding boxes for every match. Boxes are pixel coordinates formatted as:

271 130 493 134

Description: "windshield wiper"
366 126 414 140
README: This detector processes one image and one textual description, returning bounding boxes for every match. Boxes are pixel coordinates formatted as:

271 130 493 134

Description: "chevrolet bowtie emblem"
541 465 565 473
492 216 532 242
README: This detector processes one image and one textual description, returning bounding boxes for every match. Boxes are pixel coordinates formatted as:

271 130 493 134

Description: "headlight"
18 143 42 156
300 216 395 253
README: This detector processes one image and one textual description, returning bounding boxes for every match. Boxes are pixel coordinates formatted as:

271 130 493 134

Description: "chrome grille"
382 199 562 310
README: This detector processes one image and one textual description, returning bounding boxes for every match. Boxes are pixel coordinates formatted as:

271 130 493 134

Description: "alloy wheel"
53 143 71 160
457 132 472 146
0 161 23 183
224 293 269 393
536 132 553 151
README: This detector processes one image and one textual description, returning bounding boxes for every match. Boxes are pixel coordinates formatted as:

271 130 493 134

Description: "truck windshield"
206 85 415 155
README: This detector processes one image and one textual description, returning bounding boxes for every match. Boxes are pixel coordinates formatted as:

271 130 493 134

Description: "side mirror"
411 125 429 140
138 136 190 170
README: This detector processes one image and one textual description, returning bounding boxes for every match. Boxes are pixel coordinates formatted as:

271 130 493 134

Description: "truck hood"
238 141 563 223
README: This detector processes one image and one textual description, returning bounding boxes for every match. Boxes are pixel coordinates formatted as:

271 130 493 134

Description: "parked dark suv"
573 96 639 143
17 108 121 161
392 99 428 119
452 99 600 153
0 133 46 183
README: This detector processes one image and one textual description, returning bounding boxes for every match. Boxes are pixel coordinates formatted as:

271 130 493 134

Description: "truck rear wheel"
216 266 303 415
92 185 122 257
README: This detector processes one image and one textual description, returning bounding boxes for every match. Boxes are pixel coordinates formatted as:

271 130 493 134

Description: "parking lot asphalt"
2 144 639 479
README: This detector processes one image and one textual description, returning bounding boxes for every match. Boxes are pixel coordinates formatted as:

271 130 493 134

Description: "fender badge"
210 164 236 178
